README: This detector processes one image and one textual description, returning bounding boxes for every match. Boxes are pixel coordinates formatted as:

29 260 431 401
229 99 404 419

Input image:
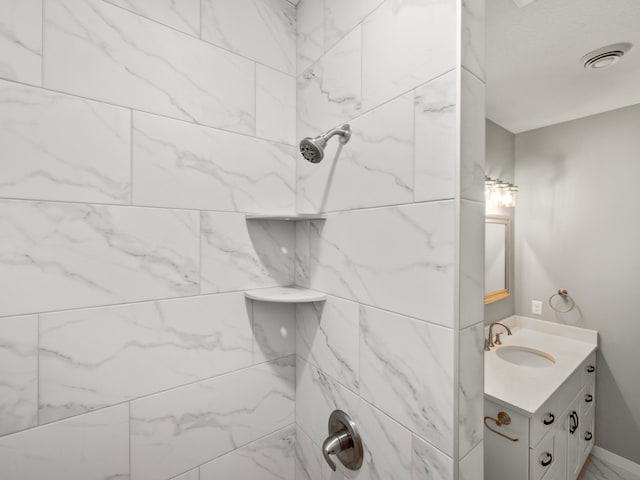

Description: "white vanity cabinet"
485 351 596 480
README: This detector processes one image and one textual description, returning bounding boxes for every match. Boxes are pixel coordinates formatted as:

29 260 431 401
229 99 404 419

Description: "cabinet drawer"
531 427 556 480
531 371 581 448
581 351 597 387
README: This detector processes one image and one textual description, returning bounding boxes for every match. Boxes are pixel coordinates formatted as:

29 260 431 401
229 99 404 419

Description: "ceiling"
486 0 640 133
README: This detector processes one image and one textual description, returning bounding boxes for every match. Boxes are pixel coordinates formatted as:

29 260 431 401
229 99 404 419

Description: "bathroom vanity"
484 317 598 480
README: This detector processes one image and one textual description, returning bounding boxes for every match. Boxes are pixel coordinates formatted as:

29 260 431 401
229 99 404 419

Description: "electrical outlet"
531 300 542 315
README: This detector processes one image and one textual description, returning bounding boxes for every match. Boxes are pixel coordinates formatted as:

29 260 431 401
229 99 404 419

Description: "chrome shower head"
299 124 352 163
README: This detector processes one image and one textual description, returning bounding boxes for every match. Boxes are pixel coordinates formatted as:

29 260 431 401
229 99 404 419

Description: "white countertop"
484 316 598 415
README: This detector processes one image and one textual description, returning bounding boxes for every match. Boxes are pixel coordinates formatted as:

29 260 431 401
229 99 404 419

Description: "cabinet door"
552 419 568 480
581 406 595 461
566 396 582 480
484 402 529 480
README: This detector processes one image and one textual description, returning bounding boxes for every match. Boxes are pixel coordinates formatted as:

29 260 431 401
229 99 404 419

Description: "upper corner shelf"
244 286 327 303
245 213 326 221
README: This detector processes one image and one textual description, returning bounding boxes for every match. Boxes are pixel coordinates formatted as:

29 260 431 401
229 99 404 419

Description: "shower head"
299 124 352 163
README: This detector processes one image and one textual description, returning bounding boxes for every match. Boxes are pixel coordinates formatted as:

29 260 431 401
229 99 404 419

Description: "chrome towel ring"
548 289 575 313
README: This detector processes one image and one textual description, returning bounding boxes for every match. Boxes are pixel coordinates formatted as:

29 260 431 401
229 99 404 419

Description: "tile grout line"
1 354 297 439
0 76 297 148
36 313 40 427
130 109 134 205
128 401 132 478
102 0 297 78
40 0 45 87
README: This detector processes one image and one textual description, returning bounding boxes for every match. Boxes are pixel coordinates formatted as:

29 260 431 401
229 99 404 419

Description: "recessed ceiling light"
581 43 632 70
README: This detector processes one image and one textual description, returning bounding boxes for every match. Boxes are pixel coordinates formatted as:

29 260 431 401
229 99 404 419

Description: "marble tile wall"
0 0 486 479
0 0 298 478
294 1 486 480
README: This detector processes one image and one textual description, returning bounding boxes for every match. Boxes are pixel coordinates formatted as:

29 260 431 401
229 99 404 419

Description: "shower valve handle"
321 410 363 472
322 430 352 471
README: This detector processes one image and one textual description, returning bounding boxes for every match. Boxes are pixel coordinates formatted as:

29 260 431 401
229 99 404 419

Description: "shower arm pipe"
322 125 351 144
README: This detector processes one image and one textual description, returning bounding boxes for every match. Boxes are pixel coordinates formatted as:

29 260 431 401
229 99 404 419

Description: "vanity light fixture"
485 176 518 208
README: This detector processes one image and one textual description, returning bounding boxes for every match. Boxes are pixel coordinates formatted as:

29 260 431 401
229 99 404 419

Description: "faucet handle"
322 430 351 471
495 333 503 345
321 410 363 472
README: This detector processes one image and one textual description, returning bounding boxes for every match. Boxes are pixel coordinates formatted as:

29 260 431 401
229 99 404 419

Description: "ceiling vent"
581 43 632 69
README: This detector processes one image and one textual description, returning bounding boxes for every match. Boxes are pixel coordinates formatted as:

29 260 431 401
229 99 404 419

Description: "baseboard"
592 446 640 476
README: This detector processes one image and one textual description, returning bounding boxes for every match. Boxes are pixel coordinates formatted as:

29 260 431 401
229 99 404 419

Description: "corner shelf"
245 213 326 221
244 286 326 303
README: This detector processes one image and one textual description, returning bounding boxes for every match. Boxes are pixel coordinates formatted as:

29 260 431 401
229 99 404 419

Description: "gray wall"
514 103 640 464
485 120 516 324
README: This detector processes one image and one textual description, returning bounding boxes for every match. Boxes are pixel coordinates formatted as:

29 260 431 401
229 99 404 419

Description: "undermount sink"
496 346 556 368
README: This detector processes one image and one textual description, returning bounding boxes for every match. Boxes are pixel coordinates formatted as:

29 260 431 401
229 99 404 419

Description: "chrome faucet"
485 322 513 351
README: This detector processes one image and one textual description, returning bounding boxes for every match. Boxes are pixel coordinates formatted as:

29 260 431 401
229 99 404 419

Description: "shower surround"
0 0 485 479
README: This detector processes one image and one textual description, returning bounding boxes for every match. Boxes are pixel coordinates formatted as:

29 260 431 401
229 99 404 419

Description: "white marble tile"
458 322 484 459
412 435 454 480
295 357 359 447
202 0 296 75
295 220 312 288
0 315 37 436
309 202 455 324
253 302 296 363
353 399 413 480
460 70 485 202
0 200 200 317
132 112 295 212
459 441 483 480
0 0 42 85
295 425 323 480
105 0 200 35
200 425 295 480
131 357 295 480
0 405 129 480
39 293 253 423
297 92 414 213
461 0 485 82
171 469 199 480
324 0 384 50
44 0 255 135
296 295 359 391
256 65 296 145
460 201 484 328
200 212 294 294
359 305 454 455
414 71 456 202
0 79 130 204
362 0 456 111
296 0 324 75
296 357 414 480
297 27 361 140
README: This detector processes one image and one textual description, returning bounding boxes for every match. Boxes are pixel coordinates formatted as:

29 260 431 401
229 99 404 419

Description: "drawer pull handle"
569 411 579 435
484 413 519 443
541 453 553 467
585 394 593 403
586 365 595 373
543 413 555 425
585 431 593 441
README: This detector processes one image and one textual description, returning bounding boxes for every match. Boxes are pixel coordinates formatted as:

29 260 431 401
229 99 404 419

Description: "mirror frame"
485 215 510 304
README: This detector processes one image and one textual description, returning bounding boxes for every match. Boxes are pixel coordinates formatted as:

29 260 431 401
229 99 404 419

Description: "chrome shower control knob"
321 410 363 472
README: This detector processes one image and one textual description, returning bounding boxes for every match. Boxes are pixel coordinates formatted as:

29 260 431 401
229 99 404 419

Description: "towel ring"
548 289 575 313
484 412 519 442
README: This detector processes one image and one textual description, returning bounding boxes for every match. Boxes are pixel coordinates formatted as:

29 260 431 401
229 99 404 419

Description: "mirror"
485 216 510 304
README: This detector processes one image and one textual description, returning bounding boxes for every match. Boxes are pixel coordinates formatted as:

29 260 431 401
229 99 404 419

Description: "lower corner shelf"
244 286 327 303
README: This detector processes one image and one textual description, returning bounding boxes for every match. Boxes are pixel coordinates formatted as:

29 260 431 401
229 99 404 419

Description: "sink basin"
496 346 556 368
